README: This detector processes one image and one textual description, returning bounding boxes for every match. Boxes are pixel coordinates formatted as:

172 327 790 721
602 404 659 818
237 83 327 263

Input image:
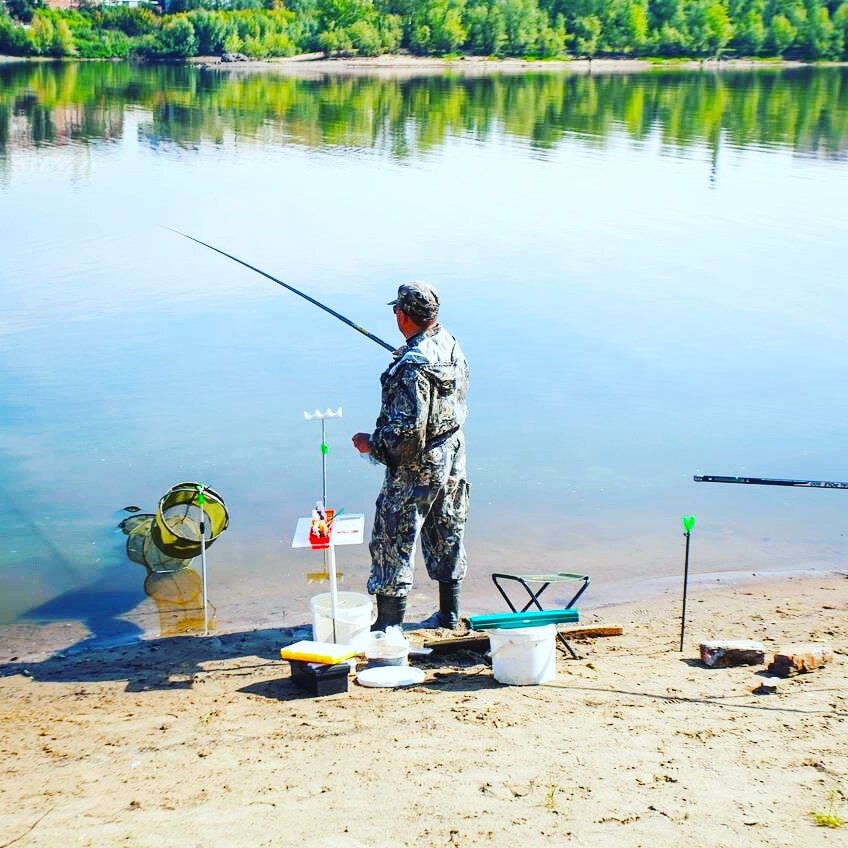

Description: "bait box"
307 532 330 549
308 508 335 548
289 660 350 697
280 639 356 665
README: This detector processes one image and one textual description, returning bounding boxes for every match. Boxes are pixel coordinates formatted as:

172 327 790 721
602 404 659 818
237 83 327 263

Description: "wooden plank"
558 625 623 638
423 635 490 654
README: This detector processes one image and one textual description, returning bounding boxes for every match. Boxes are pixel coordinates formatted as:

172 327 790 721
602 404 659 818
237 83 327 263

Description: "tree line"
2 0 848 60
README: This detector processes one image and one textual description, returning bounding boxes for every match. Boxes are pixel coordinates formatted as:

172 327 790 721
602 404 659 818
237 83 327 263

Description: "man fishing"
352 282 470 631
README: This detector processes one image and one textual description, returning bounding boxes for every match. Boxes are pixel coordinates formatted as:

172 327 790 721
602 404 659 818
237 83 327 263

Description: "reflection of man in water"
352 283 470 631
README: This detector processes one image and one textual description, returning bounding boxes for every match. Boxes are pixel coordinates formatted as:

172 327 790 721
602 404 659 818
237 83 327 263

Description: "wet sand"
1 570 845 847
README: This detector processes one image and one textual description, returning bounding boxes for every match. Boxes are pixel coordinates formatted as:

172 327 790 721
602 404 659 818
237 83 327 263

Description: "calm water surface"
2 62 847 657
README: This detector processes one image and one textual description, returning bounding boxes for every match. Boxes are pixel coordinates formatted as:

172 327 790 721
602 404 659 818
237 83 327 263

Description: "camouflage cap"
388 282 440 324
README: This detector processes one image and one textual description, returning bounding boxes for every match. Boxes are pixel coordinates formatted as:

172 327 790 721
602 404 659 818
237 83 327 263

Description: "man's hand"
352 432 371 454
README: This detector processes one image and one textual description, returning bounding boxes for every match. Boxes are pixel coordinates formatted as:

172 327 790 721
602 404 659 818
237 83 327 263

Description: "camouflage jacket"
369 325 468 469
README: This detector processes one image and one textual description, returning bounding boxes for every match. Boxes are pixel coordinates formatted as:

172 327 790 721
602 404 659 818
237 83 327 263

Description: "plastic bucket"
310 592 373 649
489 624 557 685
364 631 409 667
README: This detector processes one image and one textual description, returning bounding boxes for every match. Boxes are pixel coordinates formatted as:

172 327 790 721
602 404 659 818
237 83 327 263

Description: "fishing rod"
695 475 848 490
163 226 395 353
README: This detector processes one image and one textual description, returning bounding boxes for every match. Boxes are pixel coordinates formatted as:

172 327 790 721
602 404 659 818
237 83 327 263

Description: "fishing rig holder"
304 407 343 583
303 407 343 509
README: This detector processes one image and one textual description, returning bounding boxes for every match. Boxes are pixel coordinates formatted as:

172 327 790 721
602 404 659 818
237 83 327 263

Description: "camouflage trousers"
367 432 469 598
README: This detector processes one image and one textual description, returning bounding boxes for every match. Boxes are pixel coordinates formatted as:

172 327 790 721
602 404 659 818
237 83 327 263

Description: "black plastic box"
288 660 350 696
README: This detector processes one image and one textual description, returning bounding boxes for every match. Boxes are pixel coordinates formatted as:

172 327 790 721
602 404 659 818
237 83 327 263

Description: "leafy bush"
95 6 160 37
157 15 199 56
75 28 133 58
0 10 31 53
27 9 55 54
133 13 198 57
187 9 229 53
768 11 796 53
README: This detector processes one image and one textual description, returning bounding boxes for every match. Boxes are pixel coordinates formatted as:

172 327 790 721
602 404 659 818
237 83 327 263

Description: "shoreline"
1 569 845 847
190 54 820 79
2 563 843 665
2 53 843 77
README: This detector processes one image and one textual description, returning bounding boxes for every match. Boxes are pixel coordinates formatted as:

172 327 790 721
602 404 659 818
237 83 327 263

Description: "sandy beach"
187 53 821 78
1 52 822 75
1 570 845 847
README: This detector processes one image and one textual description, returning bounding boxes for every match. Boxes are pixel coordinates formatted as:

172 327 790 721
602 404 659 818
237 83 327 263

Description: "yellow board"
280 640 357 664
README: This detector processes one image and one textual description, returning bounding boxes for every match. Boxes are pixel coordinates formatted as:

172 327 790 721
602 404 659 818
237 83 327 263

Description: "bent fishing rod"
164 226 395 353
695 475 848 490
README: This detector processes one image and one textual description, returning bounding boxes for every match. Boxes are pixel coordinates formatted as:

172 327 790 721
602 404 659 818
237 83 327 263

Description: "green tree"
538 11 566 54
27 9 54 53
603 0 649 52
733 9 766 52
573 13 601 56
378 12 403 50
314 0 401 54
187 9 228 53
49 14 76 55
466 1 507 54
317 0 379 30
347 17 383 52
407 0 467 54
317 22 354 52
0 9 30 53
834 1 848 57
499 0 546 55
645 0 681 29
158 14 199 56
646 0 690 52
223 29 243 51
768 11 796 51
97 6 160 37
804 1 840 56
686 0 734 56
769 0 808 51
729 0 767 53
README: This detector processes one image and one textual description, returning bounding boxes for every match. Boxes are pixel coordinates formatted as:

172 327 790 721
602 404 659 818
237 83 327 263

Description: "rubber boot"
371 594 407 631
437 579 462 630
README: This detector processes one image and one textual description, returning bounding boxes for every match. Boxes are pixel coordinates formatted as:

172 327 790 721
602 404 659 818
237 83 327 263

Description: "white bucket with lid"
489 624 557 685
310 592 373 650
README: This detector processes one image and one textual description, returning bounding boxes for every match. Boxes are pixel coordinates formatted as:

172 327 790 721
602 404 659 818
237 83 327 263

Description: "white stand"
292 514 365 643
200 523 208 636
303 407 343 585
194 500 209 637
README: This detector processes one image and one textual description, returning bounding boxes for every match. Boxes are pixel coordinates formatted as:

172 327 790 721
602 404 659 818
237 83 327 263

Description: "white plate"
356 665 425 688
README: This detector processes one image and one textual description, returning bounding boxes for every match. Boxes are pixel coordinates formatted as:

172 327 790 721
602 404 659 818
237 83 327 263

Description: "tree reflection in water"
0 63 845 164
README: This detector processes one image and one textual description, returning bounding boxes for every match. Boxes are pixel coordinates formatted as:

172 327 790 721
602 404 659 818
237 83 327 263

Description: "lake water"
2 61 847 658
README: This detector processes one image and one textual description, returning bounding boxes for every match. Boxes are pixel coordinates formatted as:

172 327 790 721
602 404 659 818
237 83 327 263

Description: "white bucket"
489 624 557 685
310 592 373 650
